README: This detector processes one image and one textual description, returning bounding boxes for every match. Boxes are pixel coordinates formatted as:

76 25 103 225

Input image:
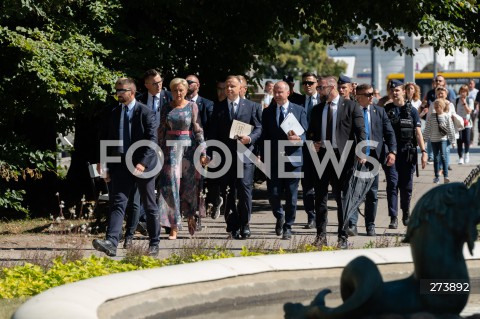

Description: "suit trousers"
106 161 160 247
221 161 254 232
313 148 352 238
267 166 301 231
383 150 416 217
300 146 316 223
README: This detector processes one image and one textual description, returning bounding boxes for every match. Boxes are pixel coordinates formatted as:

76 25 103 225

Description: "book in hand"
229 119 254 139
280 113 304 136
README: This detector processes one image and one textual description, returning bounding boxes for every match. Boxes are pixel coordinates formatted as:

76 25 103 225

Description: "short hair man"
94 77 160 257
346 83 397 237
307 75 366 249
186 74 214 136
261 81 307 239
140 69 172 125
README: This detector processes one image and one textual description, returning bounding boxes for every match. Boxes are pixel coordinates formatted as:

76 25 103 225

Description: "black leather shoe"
148 245 159 257
241 225 251 239
136 222 148 236
275 216 285 236
402 211 410 226
366 227 376 236
388 216 398 229
337 237 348 250
211 197 223 219
229 229 241 240
346 225 358 236
313 235 326 246
303 220 315 229
282 229 292 240
123 237 133 249
92 239 117 257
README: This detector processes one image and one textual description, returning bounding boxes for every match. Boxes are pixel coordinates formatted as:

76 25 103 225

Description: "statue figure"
285 166 480 318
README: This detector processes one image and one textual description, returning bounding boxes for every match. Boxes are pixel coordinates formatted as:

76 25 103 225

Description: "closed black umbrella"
342 162 376 231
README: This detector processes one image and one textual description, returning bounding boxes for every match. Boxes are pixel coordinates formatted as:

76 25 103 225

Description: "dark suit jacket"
139 89 172 125
288 92 305 106
307 96 366 156
366 104 397 163
261 102 307 170
194 95 214 135
208 98 262 157
101 101 158 172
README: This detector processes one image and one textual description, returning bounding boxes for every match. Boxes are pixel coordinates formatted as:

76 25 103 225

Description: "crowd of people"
91 70 479 257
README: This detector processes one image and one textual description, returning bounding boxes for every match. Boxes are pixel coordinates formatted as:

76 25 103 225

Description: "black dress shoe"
241 225 251 239
136 222 148 236
346 225 358 236
303 220 315 229
313 235 326 246
282 229 292 240
275 216 285 236
211 197 223 219
366 227 376 236
229 229 241 239
148 245 159 257
337 237 348 249
92 239 117 257
123 237 133 249
388 216 398 229
402 211 410 226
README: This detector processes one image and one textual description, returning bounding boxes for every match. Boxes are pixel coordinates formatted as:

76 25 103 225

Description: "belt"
166 130 192 136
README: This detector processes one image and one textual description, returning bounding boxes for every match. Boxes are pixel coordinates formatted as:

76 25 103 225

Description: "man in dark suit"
346 83 397 237
208 75 262 239
140 69 172 126
307 75 366 249
186 74 214 136
299 72 320 229
122 69 172 246
262 81 308 240
93 77 160 257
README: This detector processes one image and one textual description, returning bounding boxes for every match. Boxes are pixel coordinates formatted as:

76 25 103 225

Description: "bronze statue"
285 166 480 318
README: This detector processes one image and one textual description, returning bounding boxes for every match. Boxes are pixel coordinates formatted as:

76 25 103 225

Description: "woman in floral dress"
157 78 208 239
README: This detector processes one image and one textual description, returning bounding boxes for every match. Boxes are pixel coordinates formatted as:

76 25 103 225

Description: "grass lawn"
0 298 29 319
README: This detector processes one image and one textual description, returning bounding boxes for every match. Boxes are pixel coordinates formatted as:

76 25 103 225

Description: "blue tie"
307 96 313 122
152 95 156 112
279 106 286 125
363 108 370 156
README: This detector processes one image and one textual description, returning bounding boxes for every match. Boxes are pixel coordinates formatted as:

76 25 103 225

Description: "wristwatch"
421 150 427 153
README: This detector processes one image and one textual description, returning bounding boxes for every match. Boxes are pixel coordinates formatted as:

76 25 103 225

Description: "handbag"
451 113 465 131
436 114 449 136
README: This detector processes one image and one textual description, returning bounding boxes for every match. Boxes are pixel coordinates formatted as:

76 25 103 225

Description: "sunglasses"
187 80 198 85
150 81 162 86
358 92 374 97
115 89 131 94
302 81 316 86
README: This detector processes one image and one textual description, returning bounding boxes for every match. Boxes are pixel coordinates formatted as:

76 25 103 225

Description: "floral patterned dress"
157 102 206 229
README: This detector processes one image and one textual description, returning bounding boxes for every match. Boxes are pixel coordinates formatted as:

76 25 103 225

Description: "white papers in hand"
229 119 254 139
280 113 304 136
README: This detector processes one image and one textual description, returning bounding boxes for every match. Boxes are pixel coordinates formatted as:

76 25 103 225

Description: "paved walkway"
2 146 480 261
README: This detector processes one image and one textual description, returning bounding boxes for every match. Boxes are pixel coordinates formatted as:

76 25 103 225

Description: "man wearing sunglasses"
186 74 214 136
345 84 397 237
94 77 160 257
307 75 366 249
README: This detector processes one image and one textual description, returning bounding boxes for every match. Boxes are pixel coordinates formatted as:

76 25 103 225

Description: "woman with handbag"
455 84 474 164
423 99 456 184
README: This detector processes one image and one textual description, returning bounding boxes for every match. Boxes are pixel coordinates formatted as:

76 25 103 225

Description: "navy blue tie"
363 108 370 156
279 107 285 124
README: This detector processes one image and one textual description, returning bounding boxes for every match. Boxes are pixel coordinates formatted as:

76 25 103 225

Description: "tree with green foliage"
258 36 347 79
0 0 478 216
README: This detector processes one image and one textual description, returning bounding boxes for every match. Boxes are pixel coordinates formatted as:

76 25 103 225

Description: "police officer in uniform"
383 80 428 229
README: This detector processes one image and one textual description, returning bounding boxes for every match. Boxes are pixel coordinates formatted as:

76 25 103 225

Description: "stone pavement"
1 146 480 262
